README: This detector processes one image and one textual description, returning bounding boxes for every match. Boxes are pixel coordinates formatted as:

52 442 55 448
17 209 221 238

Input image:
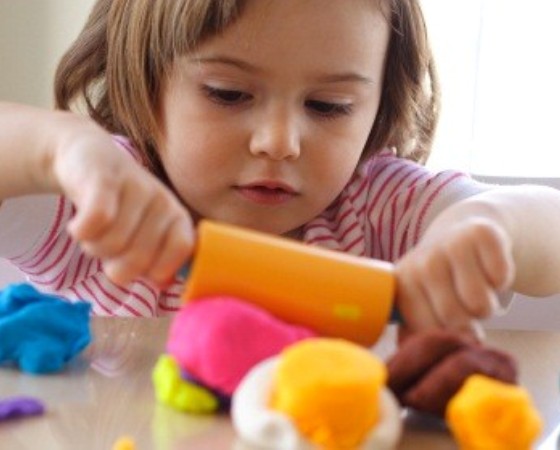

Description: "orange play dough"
446 374 542 450
270 338 387 448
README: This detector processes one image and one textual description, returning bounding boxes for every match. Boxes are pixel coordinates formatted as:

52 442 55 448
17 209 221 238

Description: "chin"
208 214 303 238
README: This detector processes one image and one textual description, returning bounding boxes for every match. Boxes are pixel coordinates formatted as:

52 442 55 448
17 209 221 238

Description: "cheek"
162 126 229 177
318 136 365 182
308 146 362 210
158 90 236 176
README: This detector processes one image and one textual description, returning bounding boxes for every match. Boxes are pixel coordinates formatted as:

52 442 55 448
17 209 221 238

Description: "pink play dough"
167 297 317 395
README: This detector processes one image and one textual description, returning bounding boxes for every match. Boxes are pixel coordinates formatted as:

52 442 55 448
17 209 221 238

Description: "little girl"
1 0 560 336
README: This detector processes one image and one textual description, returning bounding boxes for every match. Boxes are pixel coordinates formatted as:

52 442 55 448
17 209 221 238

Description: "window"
423 0 560 177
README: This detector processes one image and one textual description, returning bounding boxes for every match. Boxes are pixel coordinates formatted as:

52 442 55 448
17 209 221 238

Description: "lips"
235 181 299 205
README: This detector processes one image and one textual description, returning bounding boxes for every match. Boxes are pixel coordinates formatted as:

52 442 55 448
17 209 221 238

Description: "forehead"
191 0 390 80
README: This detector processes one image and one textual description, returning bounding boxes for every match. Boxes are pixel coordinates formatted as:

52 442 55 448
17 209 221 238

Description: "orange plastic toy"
182 220 395 346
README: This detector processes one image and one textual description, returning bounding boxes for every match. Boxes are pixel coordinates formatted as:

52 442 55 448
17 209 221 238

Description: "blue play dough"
0 283 91 374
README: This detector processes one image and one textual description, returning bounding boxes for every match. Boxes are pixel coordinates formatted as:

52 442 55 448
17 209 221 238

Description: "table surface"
1 318 560 450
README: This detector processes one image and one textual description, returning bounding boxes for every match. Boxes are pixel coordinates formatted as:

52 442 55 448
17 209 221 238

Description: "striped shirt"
0 142 485 317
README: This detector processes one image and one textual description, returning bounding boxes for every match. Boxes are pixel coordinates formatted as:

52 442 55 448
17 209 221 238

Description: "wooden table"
1 318 559 449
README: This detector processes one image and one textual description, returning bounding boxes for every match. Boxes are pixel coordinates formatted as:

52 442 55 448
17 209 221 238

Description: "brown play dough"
387 329 518 416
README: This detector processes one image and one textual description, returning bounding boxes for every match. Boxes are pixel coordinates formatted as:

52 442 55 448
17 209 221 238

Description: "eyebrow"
190 56 261 73
315 73 375 85
189 55 375 85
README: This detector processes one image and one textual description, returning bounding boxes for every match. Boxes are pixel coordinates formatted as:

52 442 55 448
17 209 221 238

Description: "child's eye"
305 100 353 118
202 86 252 106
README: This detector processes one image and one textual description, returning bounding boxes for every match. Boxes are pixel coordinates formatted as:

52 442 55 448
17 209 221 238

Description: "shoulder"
302 150 487 258
333 149 476 211
357 149 482 206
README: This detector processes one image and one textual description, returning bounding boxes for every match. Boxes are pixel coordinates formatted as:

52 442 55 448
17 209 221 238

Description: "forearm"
0 102 79 200
424 185 560 296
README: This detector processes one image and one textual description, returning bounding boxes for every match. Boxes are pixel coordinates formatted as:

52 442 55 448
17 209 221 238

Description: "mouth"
235 181 299 206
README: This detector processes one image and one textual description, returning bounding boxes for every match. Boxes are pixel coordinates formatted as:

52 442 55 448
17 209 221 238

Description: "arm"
423 186 560 295
0 102 70 199
395 184 560 335
0 102 194 286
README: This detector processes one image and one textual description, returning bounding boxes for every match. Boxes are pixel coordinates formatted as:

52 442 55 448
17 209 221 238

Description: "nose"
249 106 301 161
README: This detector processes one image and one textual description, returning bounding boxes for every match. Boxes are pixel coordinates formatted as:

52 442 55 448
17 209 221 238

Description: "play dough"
446 374 542 450
166 297 316 395
232 338 402 449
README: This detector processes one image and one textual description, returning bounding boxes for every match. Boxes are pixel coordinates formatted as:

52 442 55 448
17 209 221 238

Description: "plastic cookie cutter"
180 220 396 346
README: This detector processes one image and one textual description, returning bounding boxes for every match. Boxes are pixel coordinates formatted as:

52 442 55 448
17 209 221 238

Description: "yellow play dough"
152 354 219 413
446 374 543 450
270 338 387 449
112 436 136 450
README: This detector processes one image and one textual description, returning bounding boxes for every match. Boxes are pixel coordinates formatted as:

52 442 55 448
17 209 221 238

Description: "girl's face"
158 0 390 236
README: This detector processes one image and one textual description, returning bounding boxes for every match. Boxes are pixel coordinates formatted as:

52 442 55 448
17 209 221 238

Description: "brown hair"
372 0 440 164
54 0 439 179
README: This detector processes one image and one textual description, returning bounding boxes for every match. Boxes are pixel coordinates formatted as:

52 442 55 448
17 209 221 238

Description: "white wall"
422 0 560 177
0 0 95 107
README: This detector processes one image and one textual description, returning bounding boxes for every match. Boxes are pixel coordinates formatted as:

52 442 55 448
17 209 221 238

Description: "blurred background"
1 0 559 329
0 1 95 108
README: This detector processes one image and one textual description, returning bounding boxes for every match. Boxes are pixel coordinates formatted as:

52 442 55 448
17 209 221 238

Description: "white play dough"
232 357 402 450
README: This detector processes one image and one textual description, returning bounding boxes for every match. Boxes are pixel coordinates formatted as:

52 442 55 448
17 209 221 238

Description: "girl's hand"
395 218 515 337
47 115 195 287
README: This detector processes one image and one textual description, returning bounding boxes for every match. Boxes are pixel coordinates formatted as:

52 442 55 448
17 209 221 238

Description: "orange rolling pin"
182 220 395 346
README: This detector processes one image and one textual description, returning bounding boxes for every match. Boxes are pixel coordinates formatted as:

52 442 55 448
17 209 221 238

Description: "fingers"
50 123 195 287
69 176 145 249
397 250 480 334
67 172 121 241
144 215 195 284
448 236 499 318
395 257 443 332
396 219 515 335
66 168 194 287
101 192 194 286
472 220 515 292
